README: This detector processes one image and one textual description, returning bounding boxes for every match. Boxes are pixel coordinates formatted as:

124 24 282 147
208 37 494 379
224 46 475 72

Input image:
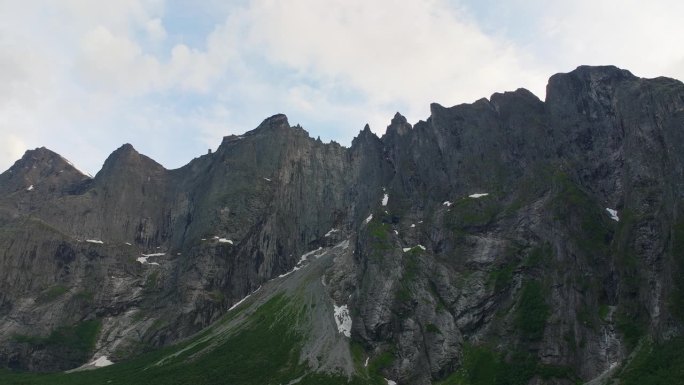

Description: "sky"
1 0 683 175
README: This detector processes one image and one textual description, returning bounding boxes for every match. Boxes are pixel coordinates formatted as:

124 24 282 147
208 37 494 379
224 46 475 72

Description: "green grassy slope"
0 293 382 385
618 337 684 385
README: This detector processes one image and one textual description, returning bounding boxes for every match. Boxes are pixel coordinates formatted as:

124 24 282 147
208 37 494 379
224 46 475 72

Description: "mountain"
1 65 683 385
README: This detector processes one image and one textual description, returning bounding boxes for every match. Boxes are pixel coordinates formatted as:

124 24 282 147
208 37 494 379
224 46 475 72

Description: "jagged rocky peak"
490 87 541 106
390 112 408 125
546 65 638 106
348 124 380 150
105 143 145 163
489 88 545 118
101 143 138 164
216 114 326 164
384 112 412 137
10 147 72 172
428 101 447 116
95 143 165 179
360 123 378 139
547 65 637 91
563 64 636 83
0 147 89 195
428 94 501 122
220 114 296 147
254 113 290 131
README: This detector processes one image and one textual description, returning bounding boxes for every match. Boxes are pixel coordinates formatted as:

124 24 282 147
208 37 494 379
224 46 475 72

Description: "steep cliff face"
0 114 362 372
0 65 683 384
347 66 684 384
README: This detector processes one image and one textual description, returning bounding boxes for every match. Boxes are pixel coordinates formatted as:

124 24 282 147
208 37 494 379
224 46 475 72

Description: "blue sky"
1 0 683 174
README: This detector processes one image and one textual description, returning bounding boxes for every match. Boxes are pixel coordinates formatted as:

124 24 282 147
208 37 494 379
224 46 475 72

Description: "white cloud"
0 40 54 107
78 26 162 93
57 0 165 34
76 18 238 94
0 134 27 172
145 18 167 42
239 0 545 130
166 42 227 92
0 0 683 175
492 0 684 80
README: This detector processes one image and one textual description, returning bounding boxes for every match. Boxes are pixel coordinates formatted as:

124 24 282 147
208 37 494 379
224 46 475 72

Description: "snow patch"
325 228 339 237
229 286 261 311
91 356 113 367
443 200 452 206
278 263 304 278
394 230 399 235
137 253 164 266
124 242 132 246
606 208 619 222
410 223 415 228
336 239 350 250
136 256 159 265
364 214 373 224
298 247 323 265
403 245 426 252
26 185 34 191
278 247 323 278
381 193 389 206
263 177 271 182
86 239 103 244
69 355 113 372
333 304 352 337
469 193 489 198
364 357 369 367
278 267 299 278
385 379 397 385
218 238 233 244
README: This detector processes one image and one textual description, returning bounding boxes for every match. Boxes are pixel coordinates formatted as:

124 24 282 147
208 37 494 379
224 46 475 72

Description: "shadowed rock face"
1 65 683 383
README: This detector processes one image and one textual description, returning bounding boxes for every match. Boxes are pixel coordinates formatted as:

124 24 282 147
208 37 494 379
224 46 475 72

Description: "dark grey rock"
0 65 683 384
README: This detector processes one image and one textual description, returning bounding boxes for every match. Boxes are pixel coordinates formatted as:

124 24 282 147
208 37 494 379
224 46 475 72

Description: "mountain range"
1 65 683 384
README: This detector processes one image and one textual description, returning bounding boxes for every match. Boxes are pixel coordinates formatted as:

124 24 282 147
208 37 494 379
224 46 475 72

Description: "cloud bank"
0 0 682 174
